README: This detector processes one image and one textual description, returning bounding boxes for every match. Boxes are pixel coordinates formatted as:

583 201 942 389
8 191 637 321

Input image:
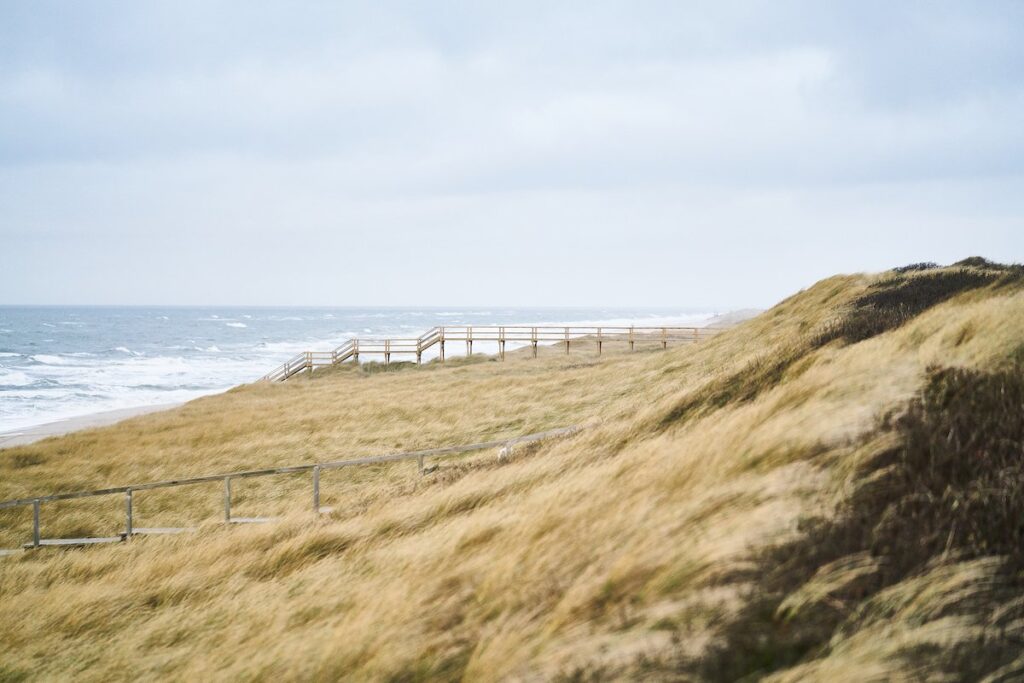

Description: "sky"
1 1 1022 308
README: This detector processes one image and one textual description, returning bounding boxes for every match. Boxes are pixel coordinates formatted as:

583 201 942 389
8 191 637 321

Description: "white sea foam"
0 352 20 357
226 322 247 328
0 369 32 386
31 354 71 365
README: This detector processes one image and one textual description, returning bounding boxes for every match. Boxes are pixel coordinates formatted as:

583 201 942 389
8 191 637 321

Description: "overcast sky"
1 2 1022 307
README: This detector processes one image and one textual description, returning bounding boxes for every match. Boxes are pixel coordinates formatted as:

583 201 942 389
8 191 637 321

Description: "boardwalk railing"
263 325 718 381
0 426 580 552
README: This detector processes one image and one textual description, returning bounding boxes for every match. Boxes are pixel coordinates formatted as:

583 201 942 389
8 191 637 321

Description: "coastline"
0 310 760 451
0 402 183 449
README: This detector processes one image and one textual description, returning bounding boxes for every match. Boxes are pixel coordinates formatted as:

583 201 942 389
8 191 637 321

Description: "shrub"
892 262 939 273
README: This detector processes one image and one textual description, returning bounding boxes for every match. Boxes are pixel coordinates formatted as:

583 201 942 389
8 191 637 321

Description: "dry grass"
1 262 1023 681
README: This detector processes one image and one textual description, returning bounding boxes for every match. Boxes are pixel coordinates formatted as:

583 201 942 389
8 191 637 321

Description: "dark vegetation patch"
892 262 939 273
656 346 811 429
815 259 1024 347
6 451 46 469
685 365 1024 681
359 361 419 375
953 256 1022 271
0 664 30 683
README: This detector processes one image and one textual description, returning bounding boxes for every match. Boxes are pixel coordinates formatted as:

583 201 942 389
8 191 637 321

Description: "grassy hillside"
1 259 1023 681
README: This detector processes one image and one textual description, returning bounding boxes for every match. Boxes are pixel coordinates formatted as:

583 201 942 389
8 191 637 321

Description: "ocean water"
0 306 715 432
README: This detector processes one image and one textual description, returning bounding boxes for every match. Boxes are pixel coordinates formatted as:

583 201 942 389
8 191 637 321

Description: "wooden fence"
0 425 580 554
263 325 717 382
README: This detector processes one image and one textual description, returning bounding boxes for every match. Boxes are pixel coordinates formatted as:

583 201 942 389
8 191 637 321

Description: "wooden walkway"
0 425 580 554
263 325 717 381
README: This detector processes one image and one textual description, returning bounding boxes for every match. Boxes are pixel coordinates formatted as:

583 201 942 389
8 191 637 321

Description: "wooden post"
440 339 445 362
629 326 635 352
416 351 422 365
32 498 40 548
662 327 667 349
532 327 538 358
385 339 390 366
312 466 320 513
499 327 505 360
353 339 359 363
597 328 603 355
223 477 232 523
565 327 570 355
125 489 133 537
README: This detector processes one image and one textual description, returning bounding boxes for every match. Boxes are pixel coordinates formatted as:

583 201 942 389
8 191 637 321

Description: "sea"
0 306 717 433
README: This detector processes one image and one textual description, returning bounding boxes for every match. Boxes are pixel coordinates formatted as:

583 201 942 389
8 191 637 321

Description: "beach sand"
0 403 181 449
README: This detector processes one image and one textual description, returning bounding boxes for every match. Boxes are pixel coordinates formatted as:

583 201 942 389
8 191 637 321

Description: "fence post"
312 466 321 513
307 351 313 375
597 328 603 355
532 327 538 358
223 477 232 523
662 327 667 349
629 326 635 351
565 327 570 355
32 499 40 548
125 489 133 537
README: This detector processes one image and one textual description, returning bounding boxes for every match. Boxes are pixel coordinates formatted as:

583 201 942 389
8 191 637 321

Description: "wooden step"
24 536 125 549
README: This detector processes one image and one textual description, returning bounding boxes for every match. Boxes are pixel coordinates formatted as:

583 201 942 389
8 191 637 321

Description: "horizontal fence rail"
0 425 580 552
262 325 721 381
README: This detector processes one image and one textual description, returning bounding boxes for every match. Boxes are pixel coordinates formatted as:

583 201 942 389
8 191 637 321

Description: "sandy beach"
0 403 181 449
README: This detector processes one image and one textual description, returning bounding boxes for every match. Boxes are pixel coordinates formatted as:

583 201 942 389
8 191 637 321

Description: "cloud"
1 1 1022 305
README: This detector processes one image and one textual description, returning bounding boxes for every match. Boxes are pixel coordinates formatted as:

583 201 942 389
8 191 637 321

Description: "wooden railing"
0 425 580 553
262 325 718 381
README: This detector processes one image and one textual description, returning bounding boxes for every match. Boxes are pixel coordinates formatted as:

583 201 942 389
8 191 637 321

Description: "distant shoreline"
0 402 182 449
0 309 762 449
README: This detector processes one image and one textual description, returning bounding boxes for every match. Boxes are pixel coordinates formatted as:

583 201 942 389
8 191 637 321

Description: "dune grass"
1 261 1023 681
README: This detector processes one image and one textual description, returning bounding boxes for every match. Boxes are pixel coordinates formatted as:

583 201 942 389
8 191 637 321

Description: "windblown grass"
1 259 1023 681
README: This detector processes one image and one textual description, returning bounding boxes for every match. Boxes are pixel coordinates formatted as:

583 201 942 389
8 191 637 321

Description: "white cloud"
0 2 1022 305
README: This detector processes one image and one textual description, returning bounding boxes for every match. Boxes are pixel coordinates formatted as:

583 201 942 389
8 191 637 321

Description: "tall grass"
1 261 1022 681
